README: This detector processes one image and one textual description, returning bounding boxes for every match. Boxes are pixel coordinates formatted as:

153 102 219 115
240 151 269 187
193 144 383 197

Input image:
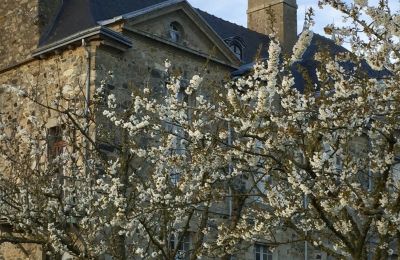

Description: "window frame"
169 21 182 43
47 125 67 160
169 233 191 260
254 243 273 260
224 36 245 61
168 80 193 185
230 44 243 60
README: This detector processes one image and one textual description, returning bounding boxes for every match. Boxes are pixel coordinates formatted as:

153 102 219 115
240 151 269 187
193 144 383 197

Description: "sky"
188 0 400 37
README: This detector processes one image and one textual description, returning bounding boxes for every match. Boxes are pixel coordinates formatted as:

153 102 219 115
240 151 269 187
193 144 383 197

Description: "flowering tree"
0 64 240 259
0 0 399 259
212 0 400 258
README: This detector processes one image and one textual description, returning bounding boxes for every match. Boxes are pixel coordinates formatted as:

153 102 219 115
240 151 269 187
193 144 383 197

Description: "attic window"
169 22 182 43
225 36 245 61
230 44 242 60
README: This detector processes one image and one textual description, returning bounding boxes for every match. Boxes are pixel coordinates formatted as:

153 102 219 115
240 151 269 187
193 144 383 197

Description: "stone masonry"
0 0 323 259
247 0 297 54
0 0 62 70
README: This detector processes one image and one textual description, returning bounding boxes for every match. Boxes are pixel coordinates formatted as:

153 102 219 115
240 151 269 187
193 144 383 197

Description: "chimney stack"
247 0 297 54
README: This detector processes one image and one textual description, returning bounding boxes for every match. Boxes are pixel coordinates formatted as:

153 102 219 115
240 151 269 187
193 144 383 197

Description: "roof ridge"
195 8 246 29
311 33 349 52
98 0 184 25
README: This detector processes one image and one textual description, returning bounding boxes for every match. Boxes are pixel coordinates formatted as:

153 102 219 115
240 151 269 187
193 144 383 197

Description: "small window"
225 36 245 61
48 126 66 160
47 126 70 204
176 234 190 260
254 244 272 260
230 44 242 60
170 169 180 185
169 233 191 260
169 22 182 43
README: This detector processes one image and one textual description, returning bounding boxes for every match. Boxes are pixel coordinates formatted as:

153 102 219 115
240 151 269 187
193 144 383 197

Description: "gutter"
228 122 233 219
33 26 132 57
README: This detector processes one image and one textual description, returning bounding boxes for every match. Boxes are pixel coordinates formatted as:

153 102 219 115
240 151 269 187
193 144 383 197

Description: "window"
47 126 77 212
169 22 182 43
170 169 180 185
225 36 245 60
48 126 66 160
171 83 189 153
254 244 273 260
169 233 191 260
230 44 242 60
168 82 191 185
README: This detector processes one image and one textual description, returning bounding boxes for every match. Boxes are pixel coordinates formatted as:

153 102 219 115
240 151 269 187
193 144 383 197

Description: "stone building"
0 0 341 259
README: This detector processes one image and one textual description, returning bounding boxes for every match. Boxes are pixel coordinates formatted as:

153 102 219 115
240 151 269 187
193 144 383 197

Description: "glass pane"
183 241 190 251
169 235 175 249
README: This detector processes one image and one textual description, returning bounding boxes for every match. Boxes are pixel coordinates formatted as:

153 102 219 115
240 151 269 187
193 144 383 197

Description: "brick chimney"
247 0 297 54
0 0 62 69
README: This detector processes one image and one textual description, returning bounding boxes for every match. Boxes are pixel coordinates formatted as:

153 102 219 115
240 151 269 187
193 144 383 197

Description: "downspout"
228 122 233 218
304 194 308 260
84 39 91 257
82 39 91 177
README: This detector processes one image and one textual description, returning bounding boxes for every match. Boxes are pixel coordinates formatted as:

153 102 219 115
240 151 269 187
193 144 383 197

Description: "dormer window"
230 44 242 60
169 22 182 43
225 36 245 61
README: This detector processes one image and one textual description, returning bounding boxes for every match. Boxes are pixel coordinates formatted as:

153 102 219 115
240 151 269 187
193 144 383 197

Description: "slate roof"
40 0 169 45
196 9 270 64
233 33 390 91
40 0 388 90
40 0 270 64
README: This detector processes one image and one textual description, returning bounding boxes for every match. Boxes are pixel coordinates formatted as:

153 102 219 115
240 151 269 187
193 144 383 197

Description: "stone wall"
0 6 314 258
0 46 91 125
247 0 297 54
93 29 233 146
0 46 91 260
0 0 62 70
0 242 43 260
92 29 327 260
129 9 231 64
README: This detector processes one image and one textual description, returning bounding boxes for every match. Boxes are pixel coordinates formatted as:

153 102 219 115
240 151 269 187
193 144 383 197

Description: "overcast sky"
188 0 399 37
